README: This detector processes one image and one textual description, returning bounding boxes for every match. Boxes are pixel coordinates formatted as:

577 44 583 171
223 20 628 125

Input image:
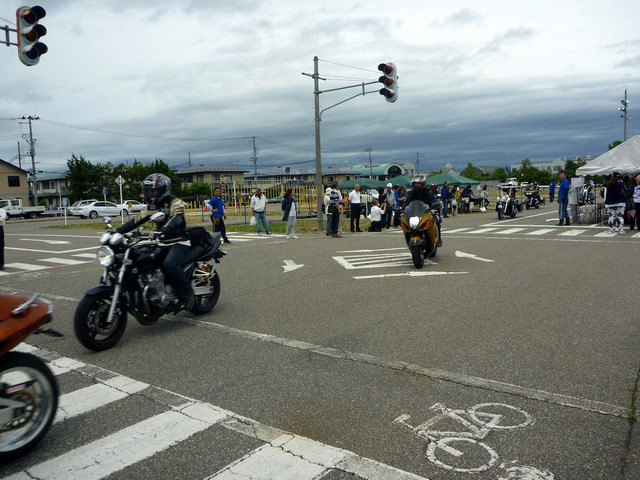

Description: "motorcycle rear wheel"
190 270 221 315
411 245 424 269
0 352 58 461
74 292 127 351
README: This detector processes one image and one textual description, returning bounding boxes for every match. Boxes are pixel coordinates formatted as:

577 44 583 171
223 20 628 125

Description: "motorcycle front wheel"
74 291 127 351
190 269 221 315
497 208 504 220
0 352 58 461
411 245 424 269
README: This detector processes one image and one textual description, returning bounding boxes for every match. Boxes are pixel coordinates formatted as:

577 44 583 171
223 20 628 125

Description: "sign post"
115 175 126 223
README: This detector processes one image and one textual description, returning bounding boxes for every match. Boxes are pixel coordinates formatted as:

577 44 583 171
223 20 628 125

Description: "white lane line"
38 258 90 265
494 228 526 234
594 231 618 237
47 357 87 376
443 228 472 234
168 316 627 418
2 263 49 271
471 228 498 234
72 253 98 259
19 406 226 480
354 271 467 279
526 228 555 235
557 229 587 236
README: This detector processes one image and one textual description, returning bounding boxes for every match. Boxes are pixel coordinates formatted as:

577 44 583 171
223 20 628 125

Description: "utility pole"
365 148 373 178
416 152 420 175
22 116 39 205
250 136 258 184
17 142 21 169
313 57 323 228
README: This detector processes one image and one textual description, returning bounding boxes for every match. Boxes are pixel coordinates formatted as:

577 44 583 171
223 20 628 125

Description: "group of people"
440 182 490 217
602 171 640 234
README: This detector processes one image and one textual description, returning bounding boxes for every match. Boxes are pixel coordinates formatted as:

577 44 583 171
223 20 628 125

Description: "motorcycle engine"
142 270 173 310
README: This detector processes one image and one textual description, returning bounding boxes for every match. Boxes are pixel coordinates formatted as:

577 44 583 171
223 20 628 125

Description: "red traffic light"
16 5 48 66
377 62 397 103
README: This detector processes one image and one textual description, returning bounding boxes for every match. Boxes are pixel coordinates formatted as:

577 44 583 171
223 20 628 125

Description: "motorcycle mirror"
150 212 166 223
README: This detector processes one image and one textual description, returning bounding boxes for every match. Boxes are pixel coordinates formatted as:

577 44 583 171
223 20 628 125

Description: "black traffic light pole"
302 56 388 230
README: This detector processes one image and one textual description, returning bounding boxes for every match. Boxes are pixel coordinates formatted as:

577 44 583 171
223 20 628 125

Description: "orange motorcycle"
0 293 60 460
401 200 442 269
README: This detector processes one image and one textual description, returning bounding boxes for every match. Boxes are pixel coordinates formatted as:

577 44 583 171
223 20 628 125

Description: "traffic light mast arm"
319 82 383 120
1 25 18 46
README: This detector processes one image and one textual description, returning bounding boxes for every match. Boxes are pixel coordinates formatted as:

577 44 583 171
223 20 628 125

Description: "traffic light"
378 62 397 103
16 5 47 66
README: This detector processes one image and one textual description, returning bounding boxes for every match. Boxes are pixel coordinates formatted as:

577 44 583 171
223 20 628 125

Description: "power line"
318 58 379 74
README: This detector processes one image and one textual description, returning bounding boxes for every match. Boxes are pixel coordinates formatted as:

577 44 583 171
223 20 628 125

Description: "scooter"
0 293 60 460
400 200 442 269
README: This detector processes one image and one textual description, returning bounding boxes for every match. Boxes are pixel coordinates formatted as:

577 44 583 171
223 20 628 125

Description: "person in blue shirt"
557 171 570 226
549 180 556 203
440 181 451 218
208 187 231 244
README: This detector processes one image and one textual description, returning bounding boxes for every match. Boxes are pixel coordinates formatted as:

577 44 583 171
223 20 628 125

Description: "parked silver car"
117 199 145 213
73 201 128 219
68 199 98 216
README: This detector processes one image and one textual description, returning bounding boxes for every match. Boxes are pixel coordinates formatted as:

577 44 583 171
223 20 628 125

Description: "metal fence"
182 182 319 223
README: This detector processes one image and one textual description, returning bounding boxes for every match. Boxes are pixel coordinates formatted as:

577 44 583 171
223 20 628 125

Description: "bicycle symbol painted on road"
394 402 554 478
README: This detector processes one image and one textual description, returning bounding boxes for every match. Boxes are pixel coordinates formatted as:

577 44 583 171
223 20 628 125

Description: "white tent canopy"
576 135 640 176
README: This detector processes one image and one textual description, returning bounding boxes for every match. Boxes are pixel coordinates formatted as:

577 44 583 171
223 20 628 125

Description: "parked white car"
118 199 145 213
73 201 128 219
68 199 98 216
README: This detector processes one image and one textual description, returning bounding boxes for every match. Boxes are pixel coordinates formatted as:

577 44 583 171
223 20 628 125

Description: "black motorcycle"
74 212 226 351
495 188 522 219
524 190 543 209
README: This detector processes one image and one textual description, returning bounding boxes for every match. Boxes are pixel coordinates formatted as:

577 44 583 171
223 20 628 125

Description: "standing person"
440 181 451 217
281 189 298 239
629 173 640 231
328 181 342 237
451 186 459 216
557 171 570 226
368 199 386 231
348 184 363 232
461 185 474 213
207 187 231 244
381 183 396 228
604 172 627 234
324 187 333 236
250 188 271 235
0 204 5 270
394 185 407 227
549 180 556 203
480 185 489 211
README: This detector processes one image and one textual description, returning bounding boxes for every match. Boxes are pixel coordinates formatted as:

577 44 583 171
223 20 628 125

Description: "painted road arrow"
455 250 494 263
282 259 304 273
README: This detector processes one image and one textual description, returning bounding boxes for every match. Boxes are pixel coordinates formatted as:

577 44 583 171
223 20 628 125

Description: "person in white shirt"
0 206 5 270
368 199 386 232
250 188 271 235
348 184 363 232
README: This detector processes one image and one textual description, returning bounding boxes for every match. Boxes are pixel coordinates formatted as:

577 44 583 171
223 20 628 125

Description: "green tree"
491 167 507 182
461 162 479 179
608 140 622 150
66 154 108 201
563 159 586 179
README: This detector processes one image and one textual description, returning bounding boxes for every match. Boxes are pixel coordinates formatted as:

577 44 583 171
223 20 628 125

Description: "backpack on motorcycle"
188 227 215 249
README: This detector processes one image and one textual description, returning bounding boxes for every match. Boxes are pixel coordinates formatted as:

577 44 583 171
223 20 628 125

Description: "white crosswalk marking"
526 228 555 235
443 228 472 233
472 228 498 234
2 262 49 271
38 258 90 265
4 345 430 480
72 253 97 259
557 229 587 236
495 228 526 234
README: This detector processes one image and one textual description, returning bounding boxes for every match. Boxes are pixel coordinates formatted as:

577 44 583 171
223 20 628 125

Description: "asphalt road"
0 207 639 479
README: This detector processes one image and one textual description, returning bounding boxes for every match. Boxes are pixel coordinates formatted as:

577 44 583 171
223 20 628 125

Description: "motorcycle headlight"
409 216 420 229
96 246 115 267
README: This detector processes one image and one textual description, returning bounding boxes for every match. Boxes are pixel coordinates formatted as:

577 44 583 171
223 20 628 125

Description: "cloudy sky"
1 0 638 176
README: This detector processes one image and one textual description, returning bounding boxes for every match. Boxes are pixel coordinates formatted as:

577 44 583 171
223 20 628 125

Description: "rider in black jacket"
116 173 195 309
406 175 442 244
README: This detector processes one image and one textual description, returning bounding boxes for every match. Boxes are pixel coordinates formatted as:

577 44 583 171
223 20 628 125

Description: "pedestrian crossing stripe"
5 344 429 480
442 227 640 238
38 257 90 265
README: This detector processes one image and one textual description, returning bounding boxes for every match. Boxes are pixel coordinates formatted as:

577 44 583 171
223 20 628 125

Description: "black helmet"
411 174 426 188
143 173 171 205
